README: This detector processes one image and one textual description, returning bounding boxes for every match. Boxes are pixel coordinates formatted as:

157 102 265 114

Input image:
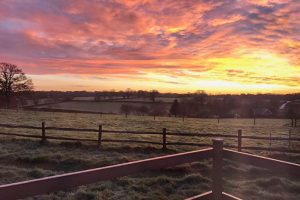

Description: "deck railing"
0 139 299 199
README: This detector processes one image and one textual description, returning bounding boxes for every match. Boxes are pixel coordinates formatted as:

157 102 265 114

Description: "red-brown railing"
0 147 212 200
0 139 300 200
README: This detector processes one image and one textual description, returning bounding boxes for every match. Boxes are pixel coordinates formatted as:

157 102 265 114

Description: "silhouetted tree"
125 88 133 99
178 100 188 121
170 99 179 117
120 104 133 117
150 102 166 119
137 105 149 115
0 63 33 108
287 106 296 127
150 90 159 102
194 90 207 105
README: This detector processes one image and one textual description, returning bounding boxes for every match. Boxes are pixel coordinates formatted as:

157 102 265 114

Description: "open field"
71 97 178 103
112 97 179 103
0 109 300 199
32 101 171 114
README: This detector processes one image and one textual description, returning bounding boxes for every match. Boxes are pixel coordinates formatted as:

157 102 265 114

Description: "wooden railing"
0 123 299 153
0 147 212 200
185 191 242 200
0 139 299 200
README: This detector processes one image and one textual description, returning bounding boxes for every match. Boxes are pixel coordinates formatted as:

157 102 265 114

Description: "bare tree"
194 90 207 105
170 99 179 117
0 63 33 107
150 90 159 102
150 102 167 119
120 104 133 117
137 105 149 116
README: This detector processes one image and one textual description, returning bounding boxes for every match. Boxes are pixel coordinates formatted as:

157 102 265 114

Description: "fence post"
288 130 291 149
41 121 46 143
238 129 242 152
162 128 167 150
212 138 223 200
98 125 102 147
269 132 272 148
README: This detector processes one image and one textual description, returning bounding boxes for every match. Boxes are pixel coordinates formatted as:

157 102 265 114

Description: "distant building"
252 108 273 117
278 100 300 118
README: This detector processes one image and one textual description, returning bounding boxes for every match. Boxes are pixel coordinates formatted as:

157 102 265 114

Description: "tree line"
0 62 299 121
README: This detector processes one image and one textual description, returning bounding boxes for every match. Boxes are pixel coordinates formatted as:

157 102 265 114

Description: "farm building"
278 99 300 117
278 100 300 126
252 108 273 117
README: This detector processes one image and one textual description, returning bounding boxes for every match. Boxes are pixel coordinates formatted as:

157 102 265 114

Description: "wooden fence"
0 122 299 153
0 139 299 200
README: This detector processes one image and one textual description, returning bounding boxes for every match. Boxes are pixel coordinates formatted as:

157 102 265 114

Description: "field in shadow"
0 109 299 199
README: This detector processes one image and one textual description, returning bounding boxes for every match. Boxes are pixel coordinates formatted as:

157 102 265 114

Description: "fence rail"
0 123 299 153
224 149 300 176
186 191 242 200
1 139 299 200
0 148 212 200
0 124 41 130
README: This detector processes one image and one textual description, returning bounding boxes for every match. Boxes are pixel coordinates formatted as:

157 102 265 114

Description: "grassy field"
0 109 299 199
33 101 171 114
112 97 178 103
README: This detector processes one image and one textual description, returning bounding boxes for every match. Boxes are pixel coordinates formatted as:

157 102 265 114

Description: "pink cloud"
0 0 299 92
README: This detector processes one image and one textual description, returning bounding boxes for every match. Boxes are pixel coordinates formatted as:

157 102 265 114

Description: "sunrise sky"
0 0 299 94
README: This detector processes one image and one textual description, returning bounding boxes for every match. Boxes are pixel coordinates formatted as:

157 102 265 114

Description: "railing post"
41 121 46 143
238 129 242 152
162 128 167 150
98 125 102 147
212 138 223 200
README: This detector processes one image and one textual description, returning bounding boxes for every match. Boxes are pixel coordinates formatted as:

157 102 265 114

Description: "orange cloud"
0 0 299 94
210 14 244 26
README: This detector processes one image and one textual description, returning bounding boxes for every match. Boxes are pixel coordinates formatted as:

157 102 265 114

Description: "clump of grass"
27 168 47 178
58 157 91 171
17 155 48 164
60 141 82 148
73 191 97 200
256 177 284 189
